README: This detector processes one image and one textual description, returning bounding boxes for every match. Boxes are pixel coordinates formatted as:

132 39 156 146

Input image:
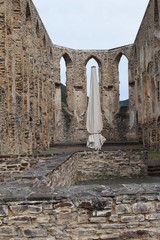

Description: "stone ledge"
0 182 159 203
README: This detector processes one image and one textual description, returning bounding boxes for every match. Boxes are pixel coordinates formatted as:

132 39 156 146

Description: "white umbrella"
86 66 106 150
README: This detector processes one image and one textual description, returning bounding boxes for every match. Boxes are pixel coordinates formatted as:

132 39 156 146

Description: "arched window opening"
50 48 53 59
26 3 31 23
119 55 129 106
36 22 40 38
154 0 159 23
86 58 99 98
13 0 20 14
60 57 67 107
43 36 46 49
158 80 160 102
151 78 156 114
13 0 21 30
157 116 160 125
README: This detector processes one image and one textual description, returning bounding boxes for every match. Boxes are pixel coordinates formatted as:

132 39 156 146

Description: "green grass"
148 152 160 160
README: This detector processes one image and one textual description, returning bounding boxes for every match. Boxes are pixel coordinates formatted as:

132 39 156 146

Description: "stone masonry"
0 182 159 239
0 147 157 240
0 0 159 154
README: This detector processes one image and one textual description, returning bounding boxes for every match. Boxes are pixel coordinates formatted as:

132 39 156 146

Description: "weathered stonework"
0 148 148 185
0 0 55 155
133 0 160 150
0 183 159 239
53 45 137 145
1 0 159 154
74 149 148 181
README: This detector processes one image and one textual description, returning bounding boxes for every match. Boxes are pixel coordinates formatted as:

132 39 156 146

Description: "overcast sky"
32 0 149 99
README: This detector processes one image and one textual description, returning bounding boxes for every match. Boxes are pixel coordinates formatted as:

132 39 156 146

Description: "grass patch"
148 152 160 160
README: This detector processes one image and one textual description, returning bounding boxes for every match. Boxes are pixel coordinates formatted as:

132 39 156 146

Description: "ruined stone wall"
134 0 160 150
53 45 137 144
0 0 55 155
0 148 148 184
0 184 160 239
1 0 158 154
75 149 148 181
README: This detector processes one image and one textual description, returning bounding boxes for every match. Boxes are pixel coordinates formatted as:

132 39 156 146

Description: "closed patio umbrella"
86 66 106 150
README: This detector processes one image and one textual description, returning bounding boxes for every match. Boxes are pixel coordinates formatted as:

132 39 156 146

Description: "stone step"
148 172 160 176
148 167 160 172
51 141 142 148
148 165 160 176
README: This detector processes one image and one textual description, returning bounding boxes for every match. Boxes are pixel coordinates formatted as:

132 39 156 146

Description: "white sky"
32 0 149 100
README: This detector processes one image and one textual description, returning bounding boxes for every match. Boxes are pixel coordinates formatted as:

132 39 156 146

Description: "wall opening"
158 80 160 102
86 58 100 99
154 0 159 23
13 0 21 30
50 48 53 60
43 36 46 49
36 22 40 38
118 55 129 105
26 3 31 23
60 57 67 107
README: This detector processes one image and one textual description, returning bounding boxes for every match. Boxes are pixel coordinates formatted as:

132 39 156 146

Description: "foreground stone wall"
0 149 148 184
0 184 160 239
133 0 160 150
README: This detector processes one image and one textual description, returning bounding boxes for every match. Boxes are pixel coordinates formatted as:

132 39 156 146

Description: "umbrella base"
87 134 106 150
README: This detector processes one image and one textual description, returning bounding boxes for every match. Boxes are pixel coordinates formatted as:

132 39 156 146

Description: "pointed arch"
61 53 72 67
13 0 20 11
154 0 159 22
86 57 100 97
115 53 129 106
43 36 46 48
119 55 129 101
59 53 73 108
60 57 67 106
50 48 53 59
36 21 40 38
26 3 31 22
85 55 102 68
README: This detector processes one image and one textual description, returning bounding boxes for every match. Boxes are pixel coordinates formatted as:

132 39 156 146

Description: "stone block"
156 202 160 211
93 210 111 217
121 215 144 223
100 233 120 240
132 202 154 214
0 205 8 216
100 223 125 229
31 215 50 223
10 205 42 215
89 217 107 223
4 216 29 225
115 204 132 214
146 213 160 221
109 214 118 222
23 228 47 237
0 226 17 236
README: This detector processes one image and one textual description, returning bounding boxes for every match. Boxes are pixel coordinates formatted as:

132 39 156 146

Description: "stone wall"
0 0 159 155
0 0 55 155
0 153 77 186
0 149 148 184
73 149 148 181
0 184 160 239
133 0 160 150
53 45 137 144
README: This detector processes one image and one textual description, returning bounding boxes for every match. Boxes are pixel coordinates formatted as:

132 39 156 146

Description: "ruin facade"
0 0 159 155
